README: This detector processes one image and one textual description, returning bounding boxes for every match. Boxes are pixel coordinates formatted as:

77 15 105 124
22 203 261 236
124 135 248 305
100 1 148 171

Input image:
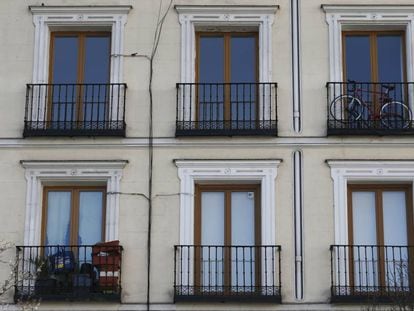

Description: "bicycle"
329 81 412 129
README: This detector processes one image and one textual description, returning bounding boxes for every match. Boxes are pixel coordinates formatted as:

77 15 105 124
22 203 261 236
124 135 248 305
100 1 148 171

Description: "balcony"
176 83 277 136
14 243 123 302
174 245 281 303
327 82 414 135
330 245 414 303
24 83 127 137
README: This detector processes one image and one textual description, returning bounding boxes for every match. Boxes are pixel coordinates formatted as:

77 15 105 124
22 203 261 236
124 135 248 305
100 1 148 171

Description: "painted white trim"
30 5 131 84
176 5 277 84
21 160 127 246
322 5 414 84
175 159 280 287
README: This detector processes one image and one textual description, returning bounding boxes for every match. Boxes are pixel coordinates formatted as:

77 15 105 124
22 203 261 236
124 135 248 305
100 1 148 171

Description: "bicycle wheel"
329 95 363 123
380 101 412 129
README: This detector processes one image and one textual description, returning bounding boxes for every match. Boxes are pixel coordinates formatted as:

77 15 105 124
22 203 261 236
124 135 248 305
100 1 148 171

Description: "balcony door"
348 184 414 291
49 32 111 124
196 32 258 127
194 184 260 292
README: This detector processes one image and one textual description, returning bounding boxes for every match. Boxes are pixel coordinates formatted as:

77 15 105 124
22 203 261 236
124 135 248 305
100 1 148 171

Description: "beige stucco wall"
1 0 414 310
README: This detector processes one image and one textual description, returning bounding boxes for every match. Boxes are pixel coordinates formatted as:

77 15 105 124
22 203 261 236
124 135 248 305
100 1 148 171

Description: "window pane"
83 36 110 83
201 192 225 245
230 36 257 124
377 35 404 83
78 191 103 245
83 36 111 122
230 36 256 83
344 35 371 82
46 192 72 245
201 192 225 288
52 36 79 83
51 36 78 122
198 36 224 83
231 191 255 288
382 191 408 288
198 36 225 122
352 191 378 288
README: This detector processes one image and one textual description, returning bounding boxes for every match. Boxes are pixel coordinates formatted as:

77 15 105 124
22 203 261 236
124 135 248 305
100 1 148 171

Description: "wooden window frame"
48 31 111 122
347 184 414 291
342 30 407 84
41 185 107 246
194 184 261 292
195 32 259 122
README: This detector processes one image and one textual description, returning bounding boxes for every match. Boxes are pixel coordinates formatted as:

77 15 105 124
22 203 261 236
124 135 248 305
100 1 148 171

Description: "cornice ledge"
29 5 133 15
321 4 414 14
175 5 279 15
174 159 282 168
326 159 414 169
20 160 128 170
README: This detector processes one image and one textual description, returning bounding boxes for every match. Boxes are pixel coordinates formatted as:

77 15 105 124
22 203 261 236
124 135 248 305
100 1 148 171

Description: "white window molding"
322 5 414 83
175 5 278 84
327 160 414 245
21 160 128 246
175 159 281 289
29 5 132 84
175 159 281 246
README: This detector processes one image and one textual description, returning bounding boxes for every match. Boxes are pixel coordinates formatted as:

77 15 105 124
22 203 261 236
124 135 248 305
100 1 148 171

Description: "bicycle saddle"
381 84 395 91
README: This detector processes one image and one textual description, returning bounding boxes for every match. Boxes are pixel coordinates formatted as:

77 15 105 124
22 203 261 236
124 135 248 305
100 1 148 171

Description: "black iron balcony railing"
330 245 414 303
176 83 278 136
15 244 123 301
24 83 127 137
327 82 414 135
174 245 281 302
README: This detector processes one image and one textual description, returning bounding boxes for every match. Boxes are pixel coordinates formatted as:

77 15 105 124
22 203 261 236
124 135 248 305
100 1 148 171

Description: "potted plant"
34 256 56 295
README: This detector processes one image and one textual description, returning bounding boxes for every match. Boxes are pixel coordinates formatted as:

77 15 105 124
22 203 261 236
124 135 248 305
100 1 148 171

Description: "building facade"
1 0 414 310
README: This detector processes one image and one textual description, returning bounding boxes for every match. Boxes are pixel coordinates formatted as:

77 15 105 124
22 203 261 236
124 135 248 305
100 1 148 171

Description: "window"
348 184 414 290
194 184 260 290
343 31 405 84
174 160 282 301
327 161 414 301
175 6 278 136
26 6 131 136
42 186 106 246
196 32 258 125
21 160 127 246
49 32 111 124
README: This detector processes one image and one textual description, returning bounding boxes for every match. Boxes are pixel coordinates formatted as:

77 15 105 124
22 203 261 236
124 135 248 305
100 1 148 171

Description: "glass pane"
83 36 111 122
78 191 103 245
46 191 72 246
201 192 225 288
230 36 257 126
231 191 256 288
352 191 378 288
83 36 110 83
51 36 79 122
383 191 408 288
198 36 224 122
52 36 79 84
377 35 404 83
344 35 371 82
230 36 256 83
